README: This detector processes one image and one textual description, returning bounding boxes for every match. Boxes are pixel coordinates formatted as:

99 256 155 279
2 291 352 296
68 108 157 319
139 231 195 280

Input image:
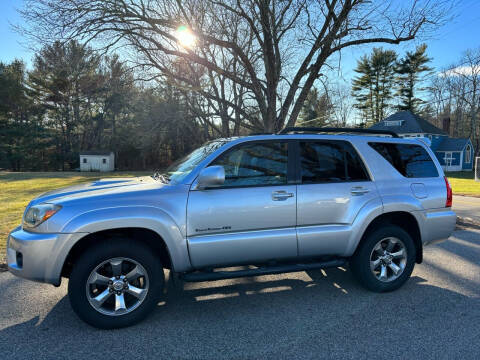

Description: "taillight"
444 176 452 207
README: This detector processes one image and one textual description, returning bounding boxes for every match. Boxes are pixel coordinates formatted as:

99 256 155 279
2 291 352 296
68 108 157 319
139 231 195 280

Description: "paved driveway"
453 195 480 223
0 229 479 359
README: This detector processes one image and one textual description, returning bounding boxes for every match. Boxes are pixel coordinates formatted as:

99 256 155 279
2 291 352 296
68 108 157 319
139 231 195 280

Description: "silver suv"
7 128 456 328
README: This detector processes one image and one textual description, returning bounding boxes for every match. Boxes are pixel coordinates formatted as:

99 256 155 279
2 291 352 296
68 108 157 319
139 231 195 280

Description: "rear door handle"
351 186 370 196
272 190 294 201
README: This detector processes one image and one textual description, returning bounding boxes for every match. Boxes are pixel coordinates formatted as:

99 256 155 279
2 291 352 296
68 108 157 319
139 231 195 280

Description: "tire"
68 238 164 329
349 225 416 292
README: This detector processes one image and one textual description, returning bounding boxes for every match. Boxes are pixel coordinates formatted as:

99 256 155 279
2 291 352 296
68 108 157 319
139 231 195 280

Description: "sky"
1 0 480 78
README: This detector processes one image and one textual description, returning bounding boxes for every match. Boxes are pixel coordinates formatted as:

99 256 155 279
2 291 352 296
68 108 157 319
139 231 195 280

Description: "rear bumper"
420 209 457 246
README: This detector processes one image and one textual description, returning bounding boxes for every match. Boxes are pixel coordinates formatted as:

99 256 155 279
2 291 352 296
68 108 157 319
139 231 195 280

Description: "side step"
181 259 347 282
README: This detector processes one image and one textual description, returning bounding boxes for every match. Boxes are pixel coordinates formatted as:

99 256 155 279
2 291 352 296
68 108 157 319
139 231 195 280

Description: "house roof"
80 151 113 156
369 111 446 135
436 138 470 152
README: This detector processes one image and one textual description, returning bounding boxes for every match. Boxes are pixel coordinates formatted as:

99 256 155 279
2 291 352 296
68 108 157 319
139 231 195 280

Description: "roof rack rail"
248 132 274 136
278 127 399 138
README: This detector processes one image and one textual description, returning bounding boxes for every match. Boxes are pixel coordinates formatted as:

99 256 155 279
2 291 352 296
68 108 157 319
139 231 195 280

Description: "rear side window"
369 142 439 178
299 141 369 183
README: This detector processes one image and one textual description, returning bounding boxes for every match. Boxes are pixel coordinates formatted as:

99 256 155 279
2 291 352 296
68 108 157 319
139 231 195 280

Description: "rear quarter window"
369 142 439 178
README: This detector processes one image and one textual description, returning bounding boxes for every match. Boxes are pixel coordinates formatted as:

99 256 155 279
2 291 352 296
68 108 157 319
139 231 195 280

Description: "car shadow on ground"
1 260 479 359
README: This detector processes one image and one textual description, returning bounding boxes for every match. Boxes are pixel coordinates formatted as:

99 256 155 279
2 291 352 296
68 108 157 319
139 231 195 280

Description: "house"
79 151 115 172
369 111 474 172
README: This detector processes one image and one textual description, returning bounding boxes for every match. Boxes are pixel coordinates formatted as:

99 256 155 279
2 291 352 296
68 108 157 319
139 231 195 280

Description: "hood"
30 176 160 205
24 175 190 234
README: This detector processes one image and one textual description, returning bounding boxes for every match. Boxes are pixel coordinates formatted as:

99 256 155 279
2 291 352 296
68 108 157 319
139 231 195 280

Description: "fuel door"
411 183 428 199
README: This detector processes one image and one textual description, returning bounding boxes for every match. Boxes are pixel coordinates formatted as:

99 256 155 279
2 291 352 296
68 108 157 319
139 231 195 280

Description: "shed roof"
80 151 113 156
369 111 446 135
436 138 470 152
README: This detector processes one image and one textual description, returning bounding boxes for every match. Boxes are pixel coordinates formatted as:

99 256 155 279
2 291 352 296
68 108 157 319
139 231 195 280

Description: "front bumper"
7 226 86 286
7 226 62 285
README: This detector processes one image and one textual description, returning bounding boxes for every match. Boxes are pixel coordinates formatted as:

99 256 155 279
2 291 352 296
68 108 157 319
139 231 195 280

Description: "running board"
181 259 347 282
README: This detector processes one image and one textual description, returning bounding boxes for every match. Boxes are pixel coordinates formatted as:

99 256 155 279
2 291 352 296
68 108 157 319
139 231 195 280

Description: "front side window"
212 142 288 187
369 142 439 178
300 141 369 183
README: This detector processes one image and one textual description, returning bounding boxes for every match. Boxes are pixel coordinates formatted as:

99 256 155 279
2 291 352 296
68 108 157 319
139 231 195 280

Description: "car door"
186 140 297 268
296 140 379 257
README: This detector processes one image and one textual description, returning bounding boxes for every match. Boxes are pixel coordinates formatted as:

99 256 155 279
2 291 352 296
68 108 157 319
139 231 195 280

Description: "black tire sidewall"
350 225 416 292
68 238 164 329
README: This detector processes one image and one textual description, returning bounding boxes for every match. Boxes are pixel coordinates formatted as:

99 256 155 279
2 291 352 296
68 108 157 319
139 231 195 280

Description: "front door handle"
272 190 294 201
351 186 370 196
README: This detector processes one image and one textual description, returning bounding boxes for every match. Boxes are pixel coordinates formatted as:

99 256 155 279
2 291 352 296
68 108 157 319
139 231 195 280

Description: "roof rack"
278 127 399 138
248 132 274 136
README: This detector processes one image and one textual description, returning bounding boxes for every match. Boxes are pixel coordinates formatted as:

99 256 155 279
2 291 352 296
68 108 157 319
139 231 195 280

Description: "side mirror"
196 165 225 190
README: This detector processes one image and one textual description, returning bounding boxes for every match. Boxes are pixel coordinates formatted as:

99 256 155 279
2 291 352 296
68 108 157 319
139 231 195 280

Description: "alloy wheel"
369 237 408 282
85 257 149 316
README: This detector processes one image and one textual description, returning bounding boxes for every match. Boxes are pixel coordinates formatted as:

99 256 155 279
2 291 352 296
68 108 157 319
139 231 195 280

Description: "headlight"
23 204 62 228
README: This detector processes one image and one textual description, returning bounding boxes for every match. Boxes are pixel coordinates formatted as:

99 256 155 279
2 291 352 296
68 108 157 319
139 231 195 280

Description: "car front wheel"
68 238 164 329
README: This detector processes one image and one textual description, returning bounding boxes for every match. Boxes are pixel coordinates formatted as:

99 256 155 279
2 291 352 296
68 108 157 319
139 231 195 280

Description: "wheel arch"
61 227 173 278
358 211 423 263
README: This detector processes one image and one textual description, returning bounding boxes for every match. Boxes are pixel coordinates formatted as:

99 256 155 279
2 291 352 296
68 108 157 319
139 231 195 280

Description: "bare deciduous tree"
450 49 480 154
19 0 451 133
431 48 480 153
331 83 354 127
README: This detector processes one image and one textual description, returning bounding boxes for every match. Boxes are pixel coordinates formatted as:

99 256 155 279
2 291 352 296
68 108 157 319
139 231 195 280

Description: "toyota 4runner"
7 128 456 328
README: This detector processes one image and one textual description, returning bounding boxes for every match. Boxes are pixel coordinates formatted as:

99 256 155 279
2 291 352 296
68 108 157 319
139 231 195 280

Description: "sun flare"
176 25 196 48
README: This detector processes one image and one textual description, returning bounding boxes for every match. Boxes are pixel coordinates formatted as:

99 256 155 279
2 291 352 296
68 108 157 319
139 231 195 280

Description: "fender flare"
55 206 191 275
344 195 425 257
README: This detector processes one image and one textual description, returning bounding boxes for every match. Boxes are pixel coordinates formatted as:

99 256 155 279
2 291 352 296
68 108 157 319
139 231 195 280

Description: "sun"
176 25 196 48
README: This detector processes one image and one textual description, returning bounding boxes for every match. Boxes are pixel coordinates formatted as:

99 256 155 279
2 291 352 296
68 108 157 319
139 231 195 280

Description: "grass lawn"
446 171 480 197
1 171 150 262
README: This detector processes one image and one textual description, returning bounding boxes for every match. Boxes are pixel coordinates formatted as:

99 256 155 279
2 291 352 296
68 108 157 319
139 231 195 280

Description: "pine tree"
299 87 333 127
395 44 433 112
351 48 397 125
28 40 102 170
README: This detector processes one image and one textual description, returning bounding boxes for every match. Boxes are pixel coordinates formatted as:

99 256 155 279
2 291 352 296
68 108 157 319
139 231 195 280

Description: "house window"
465 144 472 163
384 120 403 126
444 152 453 167
103 158 107 164
83 158 87 163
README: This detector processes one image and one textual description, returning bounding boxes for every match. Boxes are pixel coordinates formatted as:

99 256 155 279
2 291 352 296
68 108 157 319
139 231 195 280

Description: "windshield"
161 140 230 183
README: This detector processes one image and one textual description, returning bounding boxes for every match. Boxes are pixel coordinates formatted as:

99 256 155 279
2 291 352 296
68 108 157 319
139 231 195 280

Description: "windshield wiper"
152 171 170 184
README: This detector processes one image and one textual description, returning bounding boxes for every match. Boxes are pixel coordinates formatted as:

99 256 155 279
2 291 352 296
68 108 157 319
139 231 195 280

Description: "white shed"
79 151 115 172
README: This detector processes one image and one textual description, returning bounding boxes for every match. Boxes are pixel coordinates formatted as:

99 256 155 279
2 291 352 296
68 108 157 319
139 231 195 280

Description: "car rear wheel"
350 225 416 292
68 238 164 329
